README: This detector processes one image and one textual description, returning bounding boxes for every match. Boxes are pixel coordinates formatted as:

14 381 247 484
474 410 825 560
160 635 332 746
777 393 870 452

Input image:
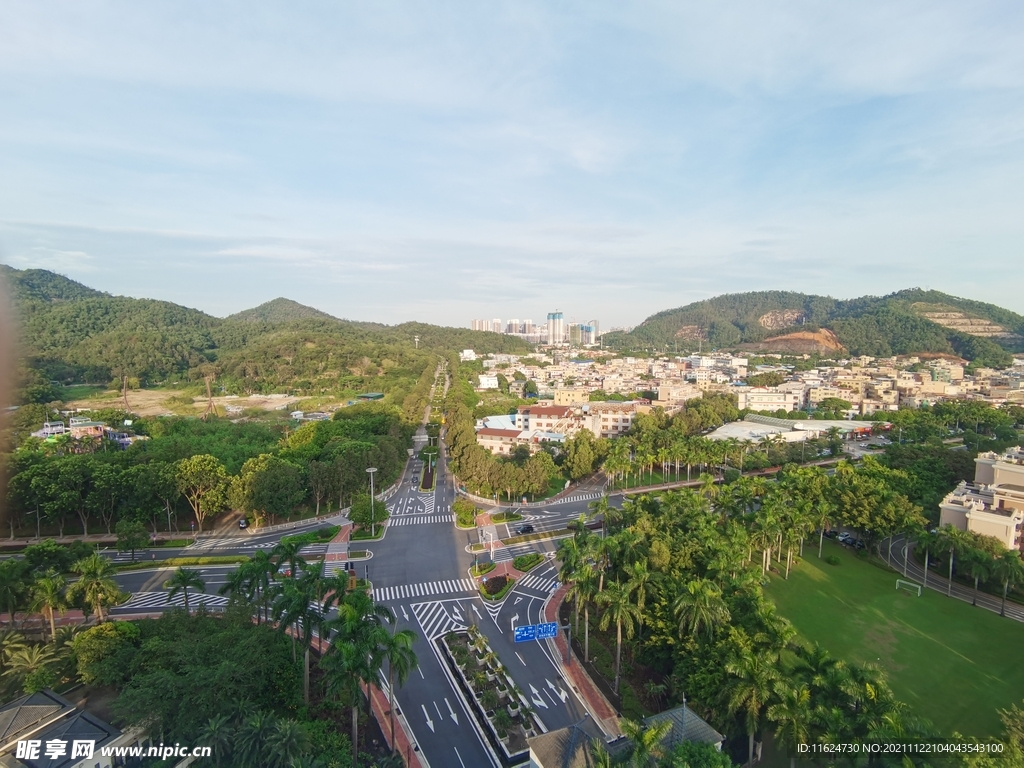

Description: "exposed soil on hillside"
740 328 846 354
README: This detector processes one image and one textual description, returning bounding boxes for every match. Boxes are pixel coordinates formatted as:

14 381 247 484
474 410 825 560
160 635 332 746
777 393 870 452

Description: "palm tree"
673 578 731 641
30 573 68 641
3 644 57 691
199 713 234 767
0 562 29 628
962 548 994 606
766 682 813 768
68 553 122 623
235 710 277 767
271 538 308 579
939 525 970 597
992 550 1024 617
568 562 599 663
323 588 394 768
596 581 641 694
913 528 942 590
266 718 310 768
164 567 206 614
621 717 672 766
381 624 419 756
724 649 780 767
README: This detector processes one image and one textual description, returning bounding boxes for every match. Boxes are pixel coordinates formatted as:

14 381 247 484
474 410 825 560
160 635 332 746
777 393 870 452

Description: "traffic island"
441 628 539 765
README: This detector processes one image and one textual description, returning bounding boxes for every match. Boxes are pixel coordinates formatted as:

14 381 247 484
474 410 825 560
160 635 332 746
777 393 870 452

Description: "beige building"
736 387 803 412
553 387 590 406
939 447 1024 551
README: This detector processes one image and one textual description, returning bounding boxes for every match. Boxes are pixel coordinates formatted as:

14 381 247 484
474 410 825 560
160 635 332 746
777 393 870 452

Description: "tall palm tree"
234 711 277 767
30 573 68 641
380 624 419 756
673 578 731 641
992 550 1024 617
164 567 206 614
271 538 308 579
766 682 813 768
596 581 641 694
939 525 970 597
912 528 942 590
68 553 122 623
567 562 599 663
323 588 394 768
724 649 780 767
962 548 994 606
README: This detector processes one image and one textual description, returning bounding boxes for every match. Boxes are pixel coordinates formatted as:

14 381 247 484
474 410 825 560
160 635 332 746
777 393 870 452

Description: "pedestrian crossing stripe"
114 591 230 611
411 600 466 640
492 548 513 563
387 515 454 527
517 574 559 594
187 538 275 550
373 579 477 602
550 492 604 505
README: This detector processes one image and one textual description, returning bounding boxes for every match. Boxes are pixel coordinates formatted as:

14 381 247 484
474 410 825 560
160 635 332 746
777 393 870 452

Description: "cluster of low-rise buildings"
29 415 147 450
465 349 1024 456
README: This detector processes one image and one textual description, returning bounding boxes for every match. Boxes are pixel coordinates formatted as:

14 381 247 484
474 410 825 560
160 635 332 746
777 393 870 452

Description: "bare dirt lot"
67 389 310 417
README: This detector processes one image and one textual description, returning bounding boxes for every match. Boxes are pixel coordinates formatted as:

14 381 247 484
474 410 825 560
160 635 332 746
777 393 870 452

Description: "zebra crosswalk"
114 591 231 611
517 573 559 594
298 543 328 557
492 547 514 563
373 579 477 602
388 514 453 527
187 537 275 550
412 600 467 640
550 492 604 505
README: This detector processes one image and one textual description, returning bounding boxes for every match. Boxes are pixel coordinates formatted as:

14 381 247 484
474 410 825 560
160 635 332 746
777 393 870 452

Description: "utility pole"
367 467 378 537
414 335 420 349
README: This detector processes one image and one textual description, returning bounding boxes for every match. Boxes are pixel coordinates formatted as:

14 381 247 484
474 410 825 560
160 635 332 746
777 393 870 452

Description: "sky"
1 2 1023 329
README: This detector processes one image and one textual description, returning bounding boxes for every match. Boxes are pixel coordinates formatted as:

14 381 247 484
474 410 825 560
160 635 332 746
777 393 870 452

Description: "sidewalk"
542 584 622 738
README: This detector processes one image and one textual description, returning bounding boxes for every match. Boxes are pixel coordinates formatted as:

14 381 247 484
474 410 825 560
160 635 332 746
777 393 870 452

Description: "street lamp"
367 467 378 538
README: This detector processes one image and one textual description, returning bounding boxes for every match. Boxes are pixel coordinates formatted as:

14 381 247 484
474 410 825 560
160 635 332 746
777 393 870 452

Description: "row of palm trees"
601 430 842 491
214 539 419 767
913 525 1024 614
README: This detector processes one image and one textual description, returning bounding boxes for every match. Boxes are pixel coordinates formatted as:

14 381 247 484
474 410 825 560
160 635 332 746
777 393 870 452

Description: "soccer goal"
896 579 922 597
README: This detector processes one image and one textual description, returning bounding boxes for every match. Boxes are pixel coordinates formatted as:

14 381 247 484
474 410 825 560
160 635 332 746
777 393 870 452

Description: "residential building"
477 375 499 390
735 387 803 412
547 312 565 346
939 447 1024 551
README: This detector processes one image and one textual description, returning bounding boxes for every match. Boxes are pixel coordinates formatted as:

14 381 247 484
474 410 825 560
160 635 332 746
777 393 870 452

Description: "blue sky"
1 2 1023 328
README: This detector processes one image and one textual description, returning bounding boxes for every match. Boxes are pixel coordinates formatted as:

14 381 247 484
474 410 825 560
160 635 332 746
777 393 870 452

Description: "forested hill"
226 297 340 324
1 266 531 399
605 289 1024 366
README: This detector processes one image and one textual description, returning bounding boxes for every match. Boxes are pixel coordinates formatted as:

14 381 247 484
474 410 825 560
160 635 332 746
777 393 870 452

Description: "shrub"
512 553 543 572
825 555 841 566
482 576 508 596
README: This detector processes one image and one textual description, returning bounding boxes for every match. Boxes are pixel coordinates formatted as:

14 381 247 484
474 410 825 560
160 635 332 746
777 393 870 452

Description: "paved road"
105 416 604 764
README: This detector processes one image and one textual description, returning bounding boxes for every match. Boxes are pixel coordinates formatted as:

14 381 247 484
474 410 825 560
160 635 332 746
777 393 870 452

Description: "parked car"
515 524 535 535
238 518 249 529
824 530 839 539
837 532 852 544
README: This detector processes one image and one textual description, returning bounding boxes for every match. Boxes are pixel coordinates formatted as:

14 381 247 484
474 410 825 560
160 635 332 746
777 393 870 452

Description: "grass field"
767 539 1024 739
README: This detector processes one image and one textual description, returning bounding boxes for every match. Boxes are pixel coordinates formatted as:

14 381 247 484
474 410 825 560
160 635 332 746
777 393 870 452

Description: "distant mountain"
1 266 531 390
0 264 106 303
226 297 340 324
605 289 1023 367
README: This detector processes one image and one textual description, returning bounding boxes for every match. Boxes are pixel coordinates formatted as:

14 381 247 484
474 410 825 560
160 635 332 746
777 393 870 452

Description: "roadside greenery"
512 553 543 572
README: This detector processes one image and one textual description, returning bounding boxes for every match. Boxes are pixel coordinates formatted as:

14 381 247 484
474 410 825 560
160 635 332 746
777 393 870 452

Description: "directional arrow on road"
510 614 519 632
547 678 568 703
472 604 482 620
529 684 548 709
445 698 458 724
421 705 435 733
401 606 409 621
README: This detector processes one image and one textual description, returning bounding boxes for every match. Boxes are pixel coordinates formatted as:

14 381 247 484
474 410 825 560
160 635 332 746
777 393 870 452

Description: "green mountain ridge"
226 297 340 324
0 266 531 396
605 288 1023 366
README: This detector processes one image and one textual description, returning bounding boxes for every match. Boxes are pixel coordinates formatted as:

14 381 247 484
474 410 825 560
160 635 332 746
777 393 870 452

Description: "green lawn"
767 539 1024 738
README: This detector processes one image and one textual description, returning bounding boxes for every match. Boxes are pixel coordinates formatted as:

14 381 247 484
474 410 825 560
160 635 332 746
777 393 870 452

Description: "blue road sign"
514 624 538 643
537 622 558 640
